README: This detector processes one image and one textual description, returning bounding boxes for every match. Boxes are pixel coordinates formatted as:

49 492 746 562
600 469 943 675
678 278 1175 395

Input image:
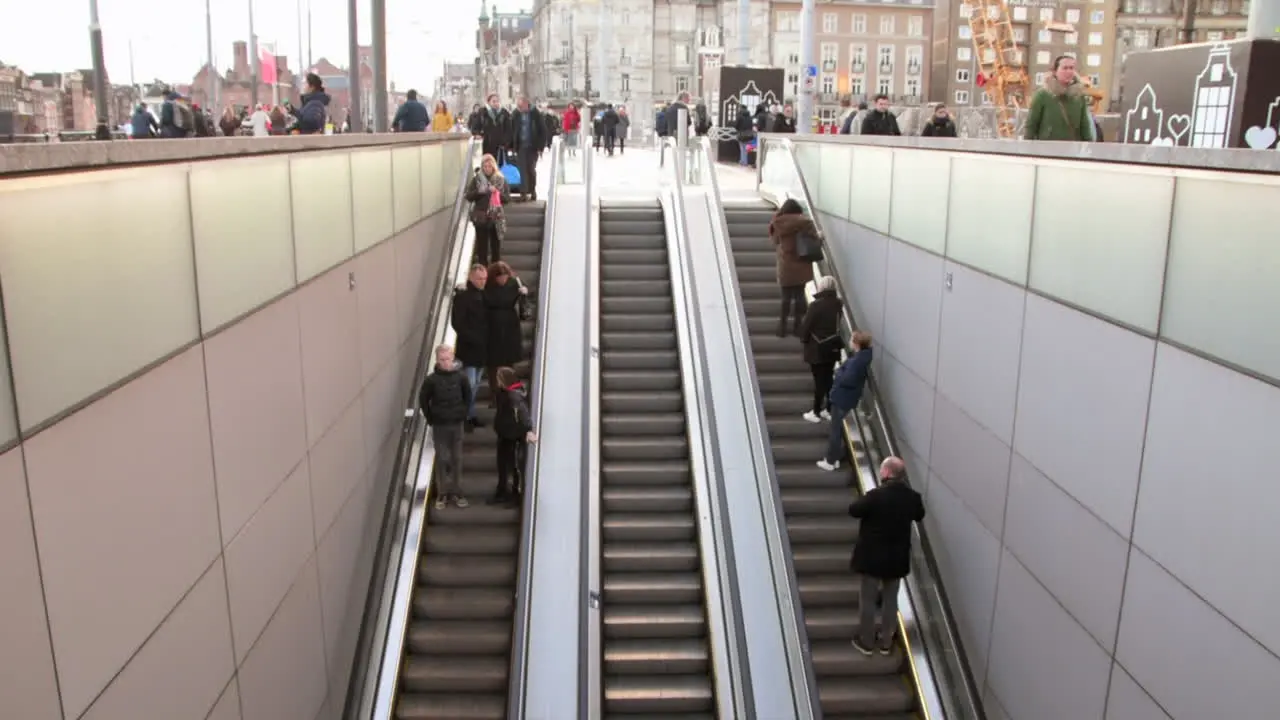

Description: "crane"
967 0 1105 138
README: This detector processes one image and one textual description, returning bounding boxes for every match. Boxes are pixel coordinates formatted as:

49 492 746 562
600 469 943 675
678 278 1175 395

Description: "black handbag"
795 231 824 263
516 278 534 321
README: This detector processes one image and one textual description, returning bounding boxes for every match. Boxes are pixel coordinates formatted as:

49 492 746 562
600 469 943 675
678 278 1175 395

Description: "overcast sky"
0 0 507 93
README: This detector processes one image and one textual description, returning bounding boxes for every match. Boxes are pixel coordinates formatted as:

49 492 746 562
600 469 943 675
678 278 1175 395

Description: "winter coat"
769 212 818 288
392 99 429 132
921 117 957 137
1024 76 1093 142
297 91 331 134
431 111 455 132
799 290 843 364
861 109 902 136
465 170 509 235
830 347 872 411
771 114 797 133
469 107 512 158
849 479 925 580
562 106 581 132
493 382 533 440
484 279 526 367
418 364 472 425
451 281 488 367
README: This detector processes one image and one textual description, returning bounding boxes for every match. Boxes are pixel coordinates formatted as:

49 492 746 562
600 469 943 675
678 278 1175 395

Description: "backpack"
301 100 325 130
170 102 190 130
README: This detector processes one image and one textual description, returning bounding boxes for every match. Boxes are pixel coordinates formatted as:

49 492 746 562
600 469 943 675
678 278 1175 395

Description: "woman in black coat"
798 276 843 422
484 261 528 399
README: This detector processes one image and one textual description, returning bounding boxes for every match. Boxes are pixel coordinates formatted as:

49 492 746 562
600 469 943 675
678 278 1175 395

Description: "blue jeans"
739 140 750 165
825 406 851 464
463 366 482 420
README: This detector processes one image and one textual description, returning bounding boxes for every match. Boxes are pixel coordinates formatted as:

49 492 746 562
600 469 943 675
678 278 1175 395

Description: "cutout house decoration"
1119 38 1280 150
717 65 784 163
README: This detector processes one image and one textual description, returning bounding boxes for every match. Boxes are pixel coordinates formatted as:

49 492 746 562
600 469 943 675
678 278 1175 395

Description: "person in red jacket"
562 103 581 155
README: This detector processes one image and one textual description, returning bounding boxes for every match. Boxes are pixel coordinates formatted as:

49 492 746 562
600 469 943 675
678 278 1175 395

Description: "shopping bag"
501 161 522 189
795 231 824 263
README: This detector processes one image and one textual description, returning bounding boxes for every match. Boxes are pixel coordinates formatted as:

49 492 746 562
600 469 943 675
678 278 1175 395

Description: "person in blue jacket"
818 331 873 471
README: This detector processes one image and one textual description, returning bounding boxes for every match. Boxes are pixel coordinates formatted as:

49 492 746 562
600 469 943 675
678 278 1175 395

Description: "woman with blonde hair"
465 153 510 266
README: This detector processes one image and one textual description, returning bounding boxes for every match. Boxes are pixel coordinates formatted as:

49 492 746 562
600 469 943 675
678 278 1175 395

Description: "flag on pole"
260 42 278 85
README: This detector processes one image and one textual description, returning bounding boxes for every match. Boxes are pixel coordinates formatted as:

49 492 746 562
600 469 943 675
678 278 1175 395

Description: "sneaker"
452 496 470 508
803 411 822 423
851 637 875 656
820 409 832 421
817 459 840 471
433 496 447 510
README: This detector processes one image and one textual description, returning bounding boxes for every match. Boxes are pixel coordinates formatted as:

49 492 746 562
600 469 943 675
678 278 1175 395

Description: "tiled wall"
788 140 1280 719
0 138 468 720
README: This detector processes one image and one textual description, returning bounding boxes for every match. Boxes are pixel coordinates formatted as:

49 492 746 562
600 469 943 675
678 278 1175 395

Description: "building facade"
772 0 934 125
434 62 479 117
1110 0 1249 106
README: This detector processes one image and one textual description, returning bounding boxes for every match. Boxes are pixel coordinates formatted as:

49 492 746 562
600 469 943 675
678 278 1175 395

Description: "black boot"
488 484 511 505
776 318 787 338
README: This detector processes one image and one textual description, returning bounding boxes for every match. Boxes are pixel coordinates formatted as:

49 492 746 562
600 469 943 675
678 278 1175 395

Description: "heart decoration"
1166 114 1191 145
1244 125 1278 150
1150 137 1174 147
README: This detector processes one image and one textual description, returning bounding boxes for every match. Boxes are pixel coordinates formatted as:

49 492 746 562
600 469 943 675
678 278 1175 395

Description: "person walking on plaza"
392 89 429 132
452 264 489 431
469 93 511 160
510 96 546 201
817 331 873 471
848 456 925 655
419 344 472 509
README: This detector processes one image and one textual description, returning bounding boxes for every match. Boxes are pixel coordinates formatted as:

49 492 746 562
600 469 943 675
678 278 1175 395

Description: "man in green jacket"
1024 55 1094 142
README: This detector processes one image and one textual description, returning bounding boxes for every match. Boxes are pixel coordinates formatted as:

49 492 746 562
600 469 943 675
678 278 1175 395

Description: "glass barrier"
756 135 986 720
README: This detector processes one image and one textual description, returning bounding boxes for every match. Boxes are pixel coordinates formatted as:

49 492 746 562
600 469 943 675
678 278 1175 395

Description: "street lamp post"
88 0 111 139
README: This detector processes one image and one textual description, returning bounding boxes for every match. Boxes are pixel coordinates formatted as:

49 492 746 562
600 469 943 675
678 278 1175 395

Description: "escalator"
598 201 716 717
723 201 917 719
395 201 545 720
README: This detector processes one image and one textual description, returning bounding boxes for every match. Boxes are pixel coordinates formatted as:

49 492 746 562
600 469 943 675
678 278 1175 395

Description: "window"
851 43 868 70
1038 29 1053 42
1066 8 1081 22
1040 7 1055 20
905 78 921 97
957 47 972 61
1089 31 1104 45
877 76 892 95
1036 50 1051 64
1090 9 1106 22
880 16 896 34
1086 53 1102 66
955 90 970 104
1065 32 1079 44
1014 27 1028 41
1013 49 1025 64
676 43 690 65
982 91 994 105
821 73 835 93
1013 6 1028 20
878 44 896 69
907 45 923 71
560 40 571 60
1089 73 1101 86
705 54 722 70
621 73 630 92
1134 29 1151 47
823 12 838 33
959 25 972 39
987 6 1001 19
959 2 973 16
675 75 689 93
821 42 839 70
1063 50 1077 58
621 10 631 25
1192 83 1231 147
853 13 867 33
908 16 924 36
982 48 995 63
1206 30 1225 41
777 11 799 31
560 73 570 91
620 45 631 65
850 76 865 95
956 68 971 82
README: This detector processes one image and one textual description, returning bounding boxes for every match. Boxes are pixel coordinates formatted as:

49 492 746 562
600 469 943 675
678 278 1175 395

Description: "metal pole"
347 0 362 131
128 39 137 97
249 0 260 108
737 0 751 65
479 14 488 100
307 1 313 68
88 0 111 139
372 0 388 131
797 0 815 134
568 13 575 95
205 0 216 109
597 0 609 101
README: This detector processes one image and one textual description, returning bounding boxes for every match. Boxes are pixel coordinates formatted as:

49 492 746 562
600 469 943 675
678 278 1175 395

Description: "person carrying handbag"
465 154 510 266
799 276 844 423
769 198 822 337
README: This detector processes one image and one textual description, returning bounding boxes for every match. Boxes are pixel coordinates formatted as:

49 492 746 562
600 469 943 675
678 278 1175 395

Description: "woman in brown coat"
769 198 821 337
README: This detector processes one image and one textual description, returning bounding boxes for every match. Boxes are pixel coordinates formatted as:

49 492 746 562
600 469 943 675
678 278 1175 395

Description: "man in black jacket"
601 104 620 155
451 264 489 430
469 93 511 161
848 456 925 655
510 96 546 201
860 94 902 136
419 344 473 509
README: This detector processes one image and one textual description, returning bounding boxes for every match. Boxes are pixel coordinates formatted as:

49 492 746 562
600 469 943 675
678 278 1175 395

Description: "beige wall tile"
354 240 401 388
360 354 402 478
297 264 363 447
291 152 356 283
308 399 367 540
207 678 242 720
392 221 431 346
0 447 61 720
237 558 329 720
24 347 221 718
316 468 375 671
203 294 309 542
81 559 235 720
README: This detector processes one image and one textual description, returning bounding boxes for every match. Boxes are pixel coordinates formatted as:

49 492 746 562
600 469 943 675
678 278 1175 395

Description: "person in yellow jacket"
432 100 455 133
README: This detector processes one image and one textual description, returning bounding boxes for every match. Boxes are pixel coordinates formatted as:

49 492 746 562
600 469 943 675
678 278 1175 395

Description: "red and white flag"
259 42 278 85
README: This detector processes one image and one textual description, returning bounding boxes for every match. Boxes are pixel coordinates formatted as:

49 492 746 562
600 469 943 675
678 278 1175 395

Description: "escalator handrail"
762 136 986 720
580 132 601 720
506 135 565 718
659 136 753 720
694 135 823 719
354 136 482 719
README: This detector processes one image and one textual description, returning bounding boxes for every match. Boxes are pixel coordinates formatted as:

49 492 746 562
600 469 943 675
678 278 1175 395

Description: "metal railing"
659 134 752 719
690 134 823 718
756 135 987 720
580 129 601 720
347 136 480 718
506 136 567 718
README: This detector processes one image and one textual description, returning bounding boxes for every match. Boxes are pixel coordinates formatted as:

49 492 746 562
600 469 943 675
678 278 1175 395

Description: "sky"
0 0 520 93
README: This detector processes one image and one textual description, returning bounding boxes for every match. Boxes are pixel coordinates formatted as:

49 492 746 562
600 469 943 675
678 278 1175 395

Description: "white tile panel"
291 152 355 283
882 240 944 385
929 394 1011 538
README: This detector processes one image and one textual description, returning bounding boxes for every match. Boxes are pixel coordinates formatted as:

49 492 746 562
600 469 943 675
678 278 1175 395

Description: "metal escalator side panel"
358 136 482 720
582 145 602 720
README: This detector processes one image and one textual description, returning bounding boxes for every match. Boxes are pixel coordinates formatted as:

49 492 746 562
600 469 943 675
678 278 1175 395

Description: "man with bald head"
847 456 925 655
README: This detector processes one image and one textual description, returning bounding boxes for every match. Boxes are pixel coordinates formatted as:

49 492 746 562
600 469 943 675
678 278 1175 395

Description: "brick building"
189 41 300 113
